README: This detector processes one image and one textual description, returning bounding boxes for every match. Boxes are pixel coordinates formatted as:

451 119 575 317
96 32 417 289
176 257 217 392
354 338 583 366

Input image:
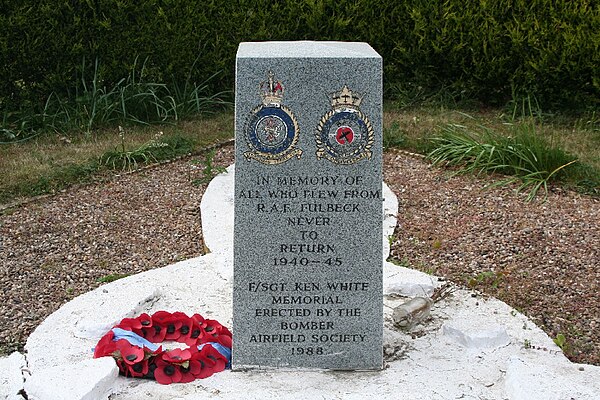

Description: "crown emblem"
330 85 362 109
260 71 284 105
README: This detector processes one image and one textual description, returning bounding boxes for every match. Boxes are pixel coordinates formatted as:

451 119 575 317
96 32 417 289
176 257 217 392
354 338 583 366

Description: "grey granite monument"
233 41 383 370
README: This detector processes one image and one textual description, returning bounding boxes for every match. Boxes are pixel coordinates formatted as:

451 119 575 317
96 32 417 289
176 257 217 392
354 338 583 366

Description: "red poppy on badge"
336 126 354 144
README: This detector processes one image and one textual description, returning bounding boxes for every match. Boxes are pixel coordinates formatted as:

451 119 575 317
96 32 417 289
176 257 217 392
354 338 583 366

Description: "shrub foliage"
1 0 598 114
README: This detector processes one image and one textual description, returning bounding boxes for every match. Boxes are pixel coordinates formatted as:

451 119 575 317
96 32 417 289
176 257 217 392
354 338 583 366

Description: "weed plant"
191 149 227 186
99 127 194 171
428 123 580 201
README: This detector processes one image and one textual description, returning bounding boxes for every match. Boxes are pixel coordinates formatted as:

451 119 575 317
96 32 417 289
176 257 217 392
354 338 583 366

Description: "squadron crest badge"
244 71 302 164
316 85 374 164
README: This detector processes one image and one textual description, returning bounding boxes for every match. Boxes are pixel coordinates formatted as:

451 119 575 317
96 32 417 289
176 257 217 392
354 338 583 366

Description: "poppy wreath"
93 311 232 384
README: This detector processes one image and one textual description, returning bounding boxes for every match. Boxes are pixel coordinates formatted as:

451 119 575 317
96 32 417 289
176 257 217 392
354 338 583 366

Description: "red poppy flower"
162 348 192 364
154 358 182 385
183 317 206 346
215 334 232 348
118 358 149 378
190 351 215 379
152 311 186 341
203 319 223 340
117 317 143 332
179 358 202 383
119 313 153 335
143 322 166 343
218 325 233 343
131 359 150 377
168 312 192 341
136 313 153 327
199 344 227 373
177 318 193 343
220 325 232 338
116 339 145 365
191 313 207 328
151 310 172 324
171 311 189 321
93 331 116 358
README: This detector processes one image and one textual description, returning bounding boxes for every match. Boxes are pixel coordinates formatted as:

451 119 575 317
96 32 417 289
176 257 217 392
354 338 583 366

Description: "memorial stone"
233 41 383 370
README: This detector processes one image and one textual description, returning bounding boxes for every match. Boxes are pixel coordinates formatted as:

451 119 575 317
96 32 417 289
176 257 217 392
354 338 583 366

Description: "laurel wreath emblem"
315 108 374 165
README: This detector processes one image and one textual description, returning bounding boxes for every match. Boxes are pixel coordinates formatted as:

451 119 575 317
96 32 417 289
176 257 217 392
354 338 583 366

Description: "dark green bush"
1 0 598 117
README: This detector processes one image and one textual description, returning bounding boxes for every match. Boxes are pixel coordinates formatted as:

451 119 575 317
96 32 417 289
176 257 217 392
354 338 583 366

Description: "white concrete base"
505 356 599 400
0 352 26 400
384 261 437 297
1 164 598 399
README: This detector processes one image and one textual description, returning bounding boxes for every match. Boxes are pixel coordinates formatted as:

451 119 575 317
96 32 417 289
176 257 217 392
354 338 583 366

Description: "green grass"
383 98 599 200
1 57 230 143
96 273 131 283
99 129 195 171
427 123 580 201
0 113 233 207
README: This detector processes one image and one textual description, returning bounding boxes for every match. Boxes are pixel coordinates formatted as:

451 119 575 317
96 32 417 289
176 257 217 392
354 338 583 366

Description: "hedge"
0 0 598 112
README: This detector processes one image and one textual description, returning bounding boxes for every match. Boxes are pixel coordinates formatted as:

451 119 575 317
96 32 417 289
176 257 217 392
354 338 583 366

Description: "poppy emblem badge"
316 85 374 165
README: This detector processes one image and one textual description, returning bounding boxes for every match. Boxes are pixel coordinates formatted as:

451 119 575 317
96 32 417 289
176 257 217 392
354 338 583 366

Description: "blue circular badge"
316 108 373 164
247 106 296 155
244 104 302 165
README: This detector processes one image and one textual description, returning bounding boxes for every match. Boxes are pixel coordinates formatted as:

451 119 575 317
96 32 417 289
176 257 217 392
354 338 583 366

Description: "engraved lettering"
271 295 343 305
286 216 331 226
280 321 334 330
279 244 335 253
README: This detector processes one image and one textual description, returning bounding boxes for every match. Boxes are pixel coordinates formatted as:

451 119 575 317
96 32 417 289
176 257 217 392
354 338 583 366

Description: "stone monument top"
237 41 381 58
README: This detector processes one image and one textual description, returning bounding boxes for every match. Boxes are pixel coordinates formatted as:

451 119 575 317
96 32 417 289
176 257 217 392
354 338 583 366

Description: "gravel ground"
385 150 599 365
1 145 598 365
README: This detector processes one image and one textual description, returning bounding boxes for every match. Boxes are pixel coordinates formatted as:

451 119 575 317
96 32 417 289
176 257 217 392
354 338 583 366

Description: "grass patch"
1 57 231 143
383 103 599 199
428 123 580 201
0 112 233 206
2 103 598 207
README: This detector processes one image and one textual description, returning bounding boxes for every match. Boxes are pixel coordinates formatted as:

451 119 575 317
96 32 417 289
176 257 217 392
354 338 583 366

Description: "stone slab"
0 352 25 400
383 261 437 297
505 356 600 400
236 41 381 59
234 42 383 370
24 357 118 400
443 320 511 349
